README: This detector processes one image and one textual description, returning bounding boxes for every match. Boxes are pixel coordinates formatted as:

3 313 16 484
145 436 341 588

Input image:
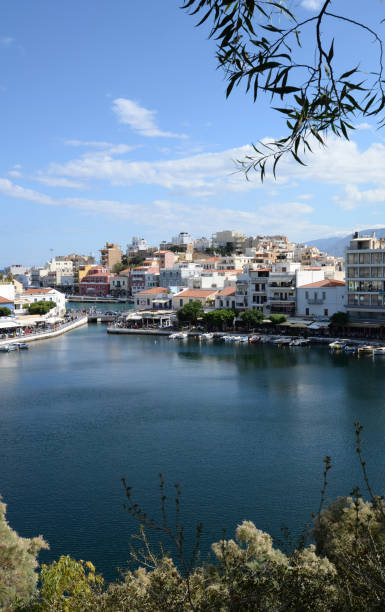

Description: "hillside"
307 228 385 257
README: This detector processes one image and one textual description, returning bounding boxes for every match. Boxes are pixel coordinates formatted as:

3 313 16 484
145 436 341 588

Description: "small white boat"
344 345 358 353
249 335 260 344
239 335 249 343
373 347 385 355
169 332 188 340
290 338 309 346
358 345 374 355
329 341 346 350
200 333 213 341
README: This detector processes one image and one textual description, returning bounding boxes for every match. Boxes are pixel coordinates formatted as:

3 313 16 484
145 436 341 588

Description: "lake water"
1 323 385 580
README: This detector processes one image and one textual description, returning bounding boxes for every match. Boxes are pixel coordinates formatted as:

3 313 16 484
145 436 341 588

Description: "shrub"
28 301 56 315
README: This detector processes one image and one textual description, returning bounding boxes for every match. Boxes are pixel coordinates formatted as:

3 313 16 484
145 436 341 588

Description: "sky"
2 0 385 265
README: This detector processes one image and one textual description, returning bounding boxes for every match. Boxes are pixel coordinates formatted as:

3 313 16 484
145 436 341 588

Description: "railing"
307 299 324 304
349 304 385 310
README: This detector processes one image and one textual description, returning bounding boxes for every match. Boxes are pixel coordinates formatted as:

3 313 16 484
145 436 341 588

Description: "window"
324 309 328 316
359 253 371 264
322 292 326 300
305 291 309 299
180 299 183 307
305 307 309 315
314 292 318 300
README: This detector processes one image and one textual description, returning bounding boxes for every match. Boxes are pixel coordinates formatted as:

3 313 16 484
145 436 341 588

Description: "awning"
45 316 63 324
127 314 142 321
0 320 19 329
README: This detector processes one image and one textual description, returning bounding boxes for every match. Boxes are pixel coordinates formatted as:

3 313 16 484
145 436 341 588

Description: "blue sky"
2 0 385 265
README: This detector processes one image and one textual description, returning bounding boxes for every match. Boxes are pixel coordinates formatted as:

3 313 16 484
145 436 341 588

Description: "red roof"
174 289 218 298
216 287 236 297
299 279 346 288
23 288 53 294
135 287 169 295
0 296 13 303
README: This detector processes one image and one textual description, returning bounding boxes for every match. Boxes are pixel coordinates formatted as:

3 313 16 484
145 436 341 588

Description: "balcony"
307 298 324 304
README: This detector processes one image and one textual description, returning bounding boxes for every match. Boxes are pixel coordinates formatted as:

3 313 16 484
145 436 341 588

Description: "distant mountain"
307 228 385 257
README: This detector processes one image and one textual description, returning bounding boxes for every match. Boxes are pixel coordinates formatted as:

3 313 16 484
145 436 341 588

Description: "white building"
297 280 346 318
194 236 211 250
188 270 239 291
171 232 194 245
15 288 66 316
134 287 171 310
126 236 148 253
212 230 245 250
266 262 324 316
215 286 236 310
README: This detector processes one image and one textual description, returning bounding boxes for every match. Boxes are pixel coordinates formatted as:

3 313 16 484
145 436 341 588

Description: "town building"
130 262 160 294
215 286 236 310
134 287 171 310
159 262 203 290
100 243 122 271
296 279 346 318
172 289 218 310
346 232 385 321
212 230 245 252
153 250 176 269
0 295 14 311
235 267 270 311
266 262 324 316
16 288 66 316
79 266 113 297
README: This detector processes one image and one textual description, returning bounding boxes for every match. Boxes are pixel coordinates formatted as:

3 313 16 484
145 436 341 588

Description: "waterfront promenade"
0 314 88 348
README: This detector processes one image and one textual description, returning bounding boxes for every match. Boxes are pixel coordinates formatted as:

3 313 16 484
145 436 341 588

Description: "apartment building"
346 232 385 321
100 242 122 271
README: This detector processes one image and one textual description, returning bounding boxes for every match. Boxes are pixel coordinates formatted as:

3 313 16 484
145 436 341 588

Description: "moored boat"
358 345 374 355
249 335 260 344
169 332 188 340
373 346 385 355
329 340 346 350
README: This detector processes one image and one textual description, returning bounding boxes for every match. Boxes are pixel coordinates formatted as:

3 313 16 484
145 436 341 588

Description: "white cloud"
34 176 88 189
0 37 14 46
301 0 322 10
64 140 136 156
43 144 261 195
8 170 22 178
112 98 187 139
0 178 335 241
334 184 385 210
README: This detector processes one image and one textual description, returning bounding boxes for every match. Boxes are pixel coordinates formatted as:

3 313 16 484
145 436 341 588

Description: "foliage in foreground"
4 424 385 610
0 498 48 611
0 307 12 317
182 1 385 179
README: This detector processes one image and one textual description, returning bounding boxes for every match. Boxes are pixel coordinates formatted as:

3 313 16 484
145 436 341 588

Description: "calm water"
1 324 385 580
